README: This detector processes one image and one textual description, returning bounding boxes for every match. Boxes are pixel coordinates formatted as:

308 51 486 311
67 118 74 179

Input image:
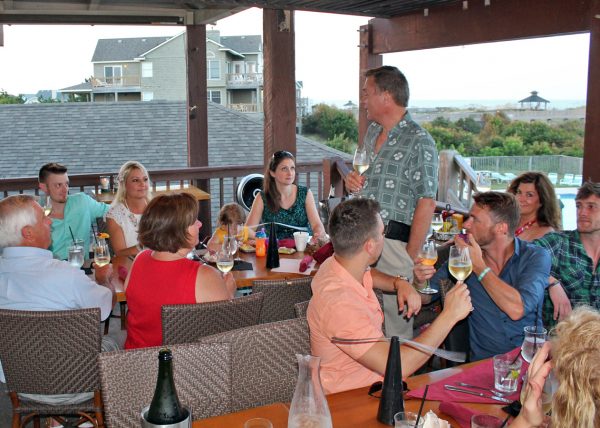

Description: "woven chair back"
252 277 313 323
0 308 101 395
161 292 264 345
294 300 310 318
201 317 310 412
98 342 231 428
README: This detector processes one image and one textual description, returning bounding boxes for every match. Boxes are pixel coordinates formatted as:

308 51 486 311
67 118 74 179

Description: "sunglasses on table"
367 380 409 398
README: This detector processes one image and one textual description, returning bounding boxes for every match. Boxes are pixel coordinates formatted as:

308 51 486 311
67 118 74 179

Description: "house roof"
518 91 550 104
220 35 262 54
91 36 172 62
0 101 349 179
60 82 93 92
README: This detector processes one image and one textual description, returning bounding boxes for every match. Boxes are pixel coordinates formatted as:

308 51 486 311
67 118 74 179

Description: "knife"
444 385 513 403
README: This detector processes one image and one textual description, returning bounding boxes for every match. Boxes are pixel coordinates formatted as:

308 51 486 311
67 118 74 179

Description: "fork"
456 382 507 397
331 336 466 363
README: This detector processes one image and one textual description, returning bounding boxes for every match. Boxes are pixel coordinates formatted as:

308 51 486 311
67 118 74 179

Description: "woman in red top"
124 193 236 349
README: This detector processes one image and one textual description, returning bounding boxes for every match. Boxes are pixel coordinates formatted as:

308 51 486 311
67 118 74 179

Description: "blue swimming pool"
558 191 577 230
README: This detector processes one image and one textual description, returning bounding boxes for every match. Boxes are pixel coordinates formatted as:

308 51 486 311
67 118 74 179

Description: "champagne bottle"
146 349 188 424
266 222 280 269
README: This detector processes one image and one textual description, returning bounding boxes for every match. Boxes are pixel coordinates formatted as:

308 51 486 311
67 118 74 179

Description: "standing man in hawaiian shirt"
345 66 439 338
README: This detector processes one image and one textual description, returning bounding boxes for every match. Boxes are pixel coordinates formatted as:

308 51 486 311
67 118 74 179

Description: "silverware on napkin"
456 382 507 397
443 385 513 403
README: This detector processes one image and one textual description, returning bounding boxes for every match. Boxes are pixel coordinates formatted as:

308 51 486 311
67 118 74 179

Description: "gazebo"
518 91 550 110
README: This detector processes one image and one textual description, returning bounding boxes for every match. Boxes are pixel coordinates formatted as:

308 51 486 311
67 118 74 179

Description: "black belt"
384 220 411 243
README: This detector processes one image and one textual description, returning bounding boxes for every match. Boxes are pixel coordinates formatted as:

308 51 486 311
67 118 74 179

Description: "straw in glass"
414 384 429 427
68 226 76 244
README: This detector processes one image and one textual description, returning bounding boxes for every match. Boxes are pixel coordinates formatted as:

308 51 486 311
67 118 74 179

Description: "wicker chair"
98 342 231 428
201 317 310 412
161 292 264 345
0 308 104 428
293 300 310 318
252 277 313 323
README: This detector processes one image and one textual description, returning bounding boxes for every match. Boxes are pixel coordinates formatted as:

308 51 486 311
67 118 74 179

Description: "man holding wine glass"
345 66 439 339
417 192 551 361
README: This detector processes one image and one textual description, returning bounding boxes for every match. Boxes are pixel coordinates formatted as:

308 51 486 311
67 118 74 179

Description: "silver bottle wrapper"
141 405 191 428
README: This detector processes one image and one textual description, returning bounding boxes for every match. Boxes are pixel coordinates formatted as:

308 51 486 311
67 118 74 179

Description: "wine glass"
235 224 247 255
476 172 491 193
93 240 111 267
430 213 443 239
417 241 438 294
521 325 547 363
448 246 472 284
351 145 369 197
68 239 84 268
223 235 238 261
216 248 234 275
42 196 52 216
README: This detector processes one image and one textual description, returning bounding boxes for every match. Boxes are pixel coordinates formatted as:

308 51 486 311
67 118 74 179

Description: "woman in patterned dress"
246 150 325 239
106 161 152 257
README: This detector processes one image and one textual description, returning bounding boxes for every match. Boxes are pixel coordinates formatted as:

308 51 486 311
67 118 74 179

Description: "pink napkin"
313 242 334 264
407 348 527 404
117 265 128 281
438 402 480 428
278 238 296 249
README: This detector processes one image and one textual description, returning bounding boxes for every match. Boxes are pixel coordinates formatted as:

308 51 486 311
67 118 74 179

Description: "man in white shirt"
0 194 117 403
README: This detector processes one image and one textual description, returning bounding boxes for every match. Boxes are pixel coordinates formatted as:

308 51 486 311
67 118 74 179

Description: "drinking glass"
431 213 444 233
351 145 369 197
68 239 84 268
394 411 424 428
223 235 239 260
42 196 52 216
471 414 504 428
244 418 273 428
417 241 438 295
93 240 111 267
448 246 472 284
476 172 492 193
216 248 234 275
235 224 247 256
521 326 547 363
493 353 522 393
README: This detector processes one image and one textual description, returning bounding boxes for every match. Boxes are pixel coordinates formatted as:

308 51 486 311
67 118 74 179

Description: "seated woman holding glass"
124 193 236 349
245 150 325 240
106 161 152 257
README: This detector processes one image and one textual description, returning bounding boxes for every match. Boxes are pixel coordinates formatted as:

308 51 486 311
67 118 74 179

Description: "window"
142 92 154 101
247 62 256 73
142 62 153 78
104 66 122 85
207 60 220 80
207 90 221 104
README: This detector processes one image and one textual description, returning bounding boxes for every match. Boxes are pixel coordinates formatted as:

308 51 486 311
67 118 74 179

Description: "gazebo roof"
518 91 550 104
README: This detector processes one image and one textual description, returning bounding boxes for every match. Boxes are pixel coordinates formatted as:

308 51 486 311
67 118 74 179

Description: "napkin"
438 402 480 428
278 238 296 249
117 265 128 281
271 258 315 275
313 242 334 264
422 410 451 428
407 347 526 404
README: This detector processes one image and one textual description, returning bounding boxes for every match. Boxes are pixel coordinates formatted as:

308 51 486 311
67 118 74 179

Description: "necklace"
123 199 146 229
515 219 537 237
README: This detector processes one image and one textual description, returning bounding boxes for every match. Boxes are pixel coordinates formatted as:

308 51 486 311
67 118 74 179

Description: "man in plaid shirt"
534 181 600 327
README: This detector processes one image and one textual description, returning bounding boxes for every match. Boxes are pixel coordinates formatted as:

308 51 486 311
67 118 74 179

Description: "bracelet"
477 267 491 282
548 280 561 288
393 275 410 291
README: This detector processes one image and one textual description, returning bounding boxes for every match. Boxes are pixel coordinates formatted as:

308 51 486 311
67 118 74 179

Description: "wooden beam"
186 24 211 235
0 25 3 47
262 8 296 165
583 0 600 182
358 24 382 145
370 0 591 54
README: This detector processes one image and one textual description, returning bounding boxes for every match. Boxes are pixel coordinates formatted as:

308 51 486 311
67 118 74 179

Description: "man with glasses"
38 162 109 260
307 198 472 394
534 181 600 327
345 66 439 339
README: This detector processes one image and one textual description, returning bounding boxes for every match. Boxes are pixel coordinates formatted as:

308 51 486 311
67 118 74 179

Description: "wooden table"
193 361 506 427
95 185 210 204
232 250 318 288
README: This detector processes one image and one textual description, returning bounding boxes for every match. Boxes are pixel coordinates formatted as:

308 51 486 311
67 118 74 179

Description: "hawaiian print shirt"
534 230 600 327
361 112 438 225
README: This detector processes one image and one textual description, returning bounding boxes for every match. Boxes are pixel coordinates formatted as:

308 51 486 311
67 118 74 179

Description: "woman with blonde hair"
106 161 152 257
513 306 600 427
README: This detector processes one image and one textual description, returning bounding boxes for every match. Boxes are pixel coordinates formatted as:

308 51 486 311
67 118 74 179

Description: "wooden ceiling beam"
370 0 592 54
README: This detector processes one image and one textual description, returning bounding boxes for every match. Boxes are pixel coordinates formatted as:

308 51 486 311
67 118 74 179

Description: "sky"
0 7 590 108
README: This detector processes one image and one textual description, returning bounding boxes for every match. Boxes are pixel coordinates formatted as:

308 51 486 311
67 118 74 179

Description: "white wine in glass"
216 249 234 274
351 146 369 197
417 241 438 295
448 246 472 283
42 196 52 216
431 213 444 232
94 242 111 267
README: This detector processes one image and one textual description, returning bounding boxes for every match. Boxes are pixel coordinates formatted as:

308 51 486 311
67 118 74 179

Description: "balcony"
90 75 141 92
226 73 263 89
229 103 259 113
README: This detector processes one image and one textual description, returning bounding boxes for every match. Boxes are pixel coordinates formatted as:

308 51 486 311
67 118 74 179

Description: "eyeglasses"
272 150 294 159
367 380 409 399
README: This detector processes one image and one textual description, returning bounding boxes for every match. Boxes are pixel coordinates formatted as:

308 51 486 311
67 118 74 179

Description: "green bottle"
146 349 188 424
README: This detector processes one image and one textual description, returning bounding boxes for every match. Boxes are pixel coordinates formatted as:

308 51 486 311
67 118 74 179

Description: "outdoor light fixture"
463 1 469 10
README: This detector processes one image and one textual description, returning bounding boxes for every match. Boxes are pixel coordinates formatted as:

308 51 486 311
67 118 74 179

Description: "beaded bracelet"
477 267 491 282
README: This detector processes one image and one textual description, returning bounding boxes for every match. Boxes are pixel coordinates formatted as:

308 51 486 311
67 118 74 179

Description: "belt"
384 220 411 243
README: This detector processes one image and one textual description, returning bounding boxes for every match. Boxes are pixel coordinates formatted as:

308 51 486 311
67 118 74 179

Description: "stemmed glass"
351 145 369 197
93 240 111 267
476 173 491 193
216 248 234 275
42 196 52 216
235 224 247 256
222 235 239 261
430 213 444 238
448 246 472 284
417 241 438 294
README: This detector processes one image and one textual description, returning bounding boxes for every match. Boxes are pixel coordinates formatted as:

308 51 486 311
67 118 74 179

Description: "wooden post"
186 25 211 237
358 24 382 145
263 9 297 164
583 0 600 182
0 25 3 47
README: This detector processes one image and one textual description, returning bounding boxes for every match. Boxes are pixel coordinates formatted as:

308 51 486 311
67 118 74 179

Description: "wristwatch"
393 275 410 291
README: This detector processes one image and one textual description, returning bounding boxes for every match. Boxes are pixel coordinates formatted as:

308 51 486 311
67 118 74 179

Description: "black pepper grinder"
266 222 280 269
377 336 405 425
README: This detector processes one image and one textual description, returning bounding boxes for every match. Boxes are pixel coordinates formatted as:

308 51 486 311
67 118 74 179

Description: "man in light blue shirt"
38 162 109 260
0 194 116 402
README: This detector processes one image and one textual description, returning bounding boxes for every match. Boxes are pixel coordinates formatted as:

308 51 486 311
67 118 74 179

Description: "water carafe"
288 354 332 428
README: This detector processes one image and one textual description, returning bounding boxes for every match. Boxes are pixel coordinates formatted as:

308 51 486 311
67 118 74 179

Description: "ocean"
409 99 586 110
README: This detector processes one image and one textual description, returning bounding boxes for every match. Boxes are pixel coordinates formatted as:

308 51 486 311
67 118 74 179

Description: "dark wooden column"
263 9 296 164
583 0 600 182
0 26 3 47
358 24 382 145
186 24 211 236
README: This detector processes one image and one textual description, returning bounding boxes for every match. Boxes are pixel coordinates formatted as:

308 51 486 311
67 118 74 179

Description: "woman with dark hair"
245 150 325 239
507 172 561 241
124 193 236 349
